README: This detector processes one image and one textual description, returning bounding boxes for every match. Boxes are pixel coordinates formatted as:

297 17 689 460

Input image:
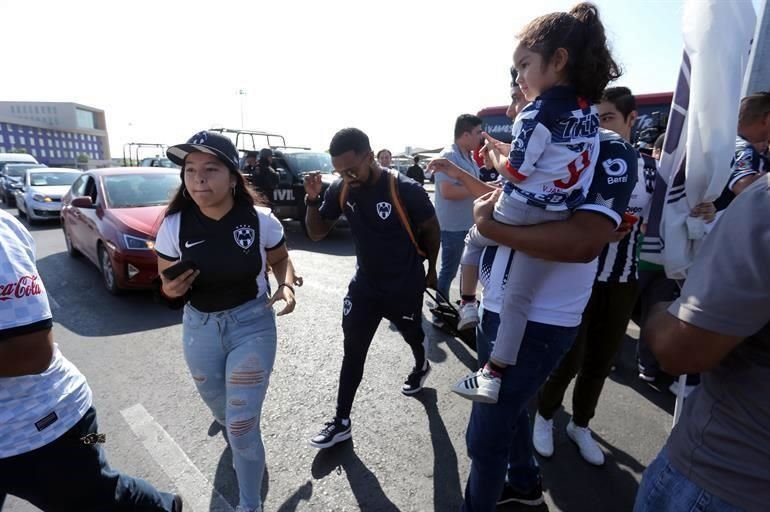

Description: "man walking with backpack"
303 128 440 449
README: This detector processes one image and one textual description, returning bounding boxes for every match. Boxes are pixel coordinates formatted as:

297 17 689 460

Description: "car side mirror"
71 196 94 208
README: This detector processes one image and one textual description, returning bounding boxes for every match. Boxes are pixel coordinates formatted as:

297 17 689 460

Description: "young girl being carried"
430 2 621 403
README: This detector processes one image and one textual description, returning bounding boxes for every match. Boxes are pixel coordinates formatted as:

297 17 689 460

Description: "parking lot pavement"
2 204 675 512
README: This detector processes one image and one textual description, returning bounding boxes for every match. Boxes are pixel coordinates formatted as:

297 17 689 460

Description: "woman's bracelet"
277 283 295 294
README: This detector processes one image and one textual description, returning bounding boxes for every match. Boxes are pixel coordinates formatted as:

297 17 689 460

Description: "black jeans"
335 278 427 420
538 280 638 427
0 407 176 512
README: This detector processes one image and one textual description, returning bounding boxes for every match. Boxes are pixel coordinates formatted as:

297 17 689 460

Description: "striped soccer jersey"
595 152 656 283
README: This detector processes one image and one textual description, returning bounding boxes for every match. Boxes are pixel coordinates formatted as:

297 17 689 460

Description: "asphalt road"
1 200 676 512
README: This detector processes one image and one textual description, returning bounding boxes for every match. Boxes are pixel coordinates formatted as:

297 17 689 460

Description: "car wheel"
17 203 25 219
63 223 82 257
24 206 37 226
98 245 121 295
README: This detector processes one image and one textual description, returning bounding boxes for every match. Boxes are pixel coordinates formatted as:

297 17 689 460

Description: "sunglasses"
340 154 370 180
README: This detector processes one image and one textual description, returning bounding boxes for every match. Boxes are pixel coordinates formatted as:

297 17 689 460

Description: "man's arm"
439 181 474 200
429 159 496 198
0 328 54 377
731 172 765 195
303 172 339 241
474 192 615 263
305 204 337 241
649 175 770 374
646 305 743 375
417 215 440 286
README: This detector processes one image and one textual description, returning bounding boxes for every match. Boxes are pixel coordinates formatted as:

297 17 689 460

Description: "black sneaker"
497 481 544 507
172 494 184 512
309 418 352 449
402 361 431 395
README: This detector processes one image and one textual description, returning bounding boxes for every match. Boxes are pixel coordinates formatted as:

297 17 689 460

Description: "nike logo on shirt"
185 240 206 248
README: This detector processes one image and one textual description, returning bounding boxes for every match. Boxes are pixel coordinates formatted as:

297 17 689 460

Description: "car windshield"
142 158 179 168
5 164 44 178
283 152 334 174
103 173 181 208
29 171 81 187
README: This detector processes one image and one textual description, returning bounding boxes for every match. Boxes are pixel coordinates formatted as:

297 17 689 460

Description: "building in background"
0 101 110 168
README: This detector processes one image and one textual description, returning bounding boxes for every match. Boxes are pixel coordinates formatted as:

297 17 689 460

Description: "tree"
77 153 90 164
9 148 27 154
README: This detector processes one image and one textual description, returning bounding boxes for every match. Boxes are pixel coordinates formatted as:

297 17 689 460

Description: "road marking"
120 404 234 512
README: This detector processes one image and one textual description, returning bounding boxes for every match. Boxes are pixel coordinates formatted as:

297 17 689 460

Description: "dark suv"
263 148 340 234
209 128 343 236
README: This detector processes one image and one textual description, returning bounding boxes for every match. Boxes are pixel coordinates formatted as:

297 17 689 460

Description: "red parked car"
60 167 181 294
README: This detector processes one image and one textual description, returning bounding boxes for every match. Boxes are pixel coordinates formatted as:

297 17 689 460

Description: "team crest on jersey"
343 298 352 316
233 225 255 250
376 201 392 220
511 124 535 153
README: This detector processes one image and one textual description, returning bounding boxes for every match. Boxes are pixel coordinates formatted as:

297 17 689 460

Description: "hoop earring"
182 188 191 200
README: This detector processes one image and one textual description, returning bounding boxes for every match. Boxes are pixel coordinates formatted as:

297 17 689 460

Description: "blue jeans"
462 308 578 512
183 295 277 512
0 407 176 511
634 449 744 512
437 230 468 302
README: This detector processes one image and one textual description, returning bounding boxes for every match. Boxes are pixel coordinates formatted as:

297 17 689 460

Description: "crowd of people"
1 2 769 512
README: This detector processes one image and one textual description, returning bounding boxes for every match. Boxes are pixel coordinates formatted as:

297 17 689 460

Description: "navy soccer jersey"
319 170 435 292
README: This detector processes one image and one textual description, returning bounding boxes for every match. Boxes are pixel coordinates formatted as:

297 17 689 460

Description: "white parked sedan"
14 168 82 224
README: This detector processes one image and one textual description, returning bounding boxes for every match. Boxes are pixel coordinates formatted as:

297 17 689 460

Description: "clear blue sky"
0 0 763 155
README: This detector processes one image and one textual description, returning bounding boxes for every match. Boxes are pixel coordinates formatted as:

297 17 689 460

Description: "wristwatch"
304 194 322 207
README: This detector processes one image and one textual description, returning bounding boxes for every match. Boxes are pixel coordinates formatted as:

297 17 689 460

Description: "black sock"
461 294 476 303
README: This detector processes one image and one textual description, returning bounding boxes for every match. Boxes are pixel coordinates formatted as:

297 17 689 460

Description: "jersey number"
554 150 590 189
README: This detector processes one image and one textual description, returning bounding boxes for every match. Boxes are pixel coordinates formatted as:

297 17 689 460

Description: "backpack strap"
388 170 426 258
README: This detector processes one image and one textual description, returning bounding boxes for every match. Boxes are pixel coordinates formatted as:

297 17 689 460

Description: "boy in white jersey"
429 1 620 403
0 209 181 511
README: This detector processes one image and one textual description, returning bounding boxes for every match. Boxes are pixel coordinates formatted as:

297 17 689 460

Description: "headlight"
123 234 155 250
32 194 53 203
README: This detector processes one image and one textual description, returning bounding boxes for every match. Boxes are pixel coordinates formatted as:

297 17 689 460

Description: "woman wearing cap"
155 131 297 512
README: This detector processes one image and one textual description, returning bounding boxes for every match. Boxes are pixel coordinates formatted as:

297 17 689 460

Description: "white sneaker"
457 302 480 331
532 414 554 458
566 421 605 466
451 368 501 403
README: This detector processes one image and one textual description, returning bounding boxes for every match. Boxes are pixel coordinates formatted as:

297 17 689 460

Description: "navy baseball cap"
167 131 240 172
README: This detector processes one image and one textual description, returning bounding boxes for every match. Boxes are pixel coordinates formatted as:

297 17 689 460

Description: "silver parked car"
14 168 82 224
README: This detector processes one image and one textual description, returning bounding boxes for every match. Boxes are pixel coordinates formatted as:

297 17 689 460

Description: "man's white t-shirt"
0 209 92 458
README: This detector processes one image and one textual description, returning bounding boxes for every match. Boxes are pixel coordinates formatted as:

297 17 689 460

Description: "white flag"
661 0 756 280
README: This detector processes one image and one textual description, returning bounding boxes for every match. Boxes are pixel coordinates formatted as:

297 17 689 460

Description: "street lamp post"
238 89 247 129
